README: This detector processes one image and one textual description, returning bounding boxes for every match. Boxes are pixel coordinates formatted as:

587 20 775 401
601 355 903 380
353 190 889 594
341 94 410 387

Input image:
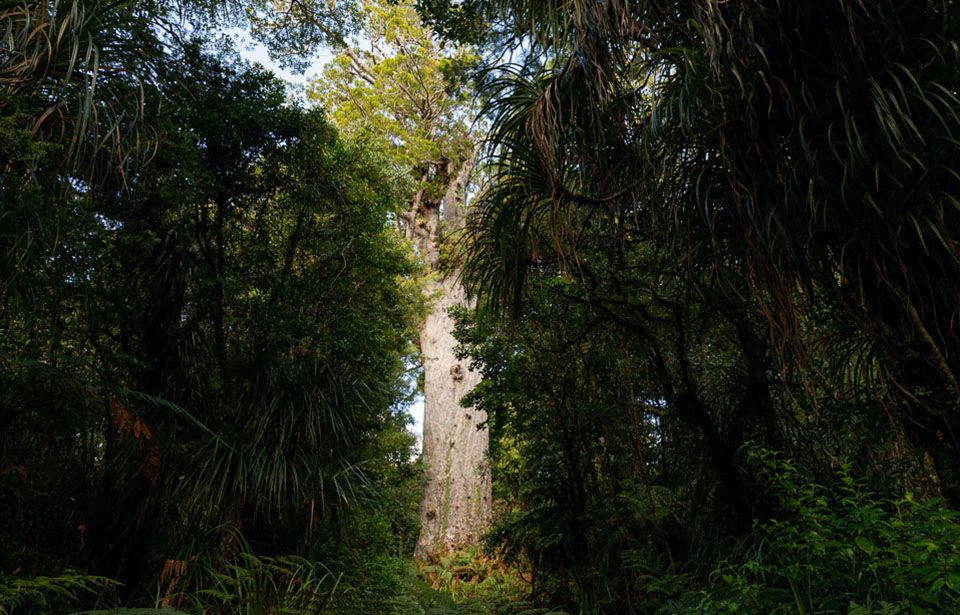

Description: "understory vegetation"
4 0 960 613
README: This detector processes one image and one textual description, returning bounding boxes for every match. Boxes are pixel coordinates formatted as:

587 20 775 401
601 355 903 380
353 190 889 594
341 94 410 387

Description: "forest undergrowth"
0 547 542 614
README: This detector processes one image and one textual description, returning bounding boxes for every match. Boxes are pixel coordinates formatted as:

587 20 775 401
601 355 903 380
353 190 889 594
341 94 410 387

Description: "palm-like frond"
467 0 960 419
1 0 161 186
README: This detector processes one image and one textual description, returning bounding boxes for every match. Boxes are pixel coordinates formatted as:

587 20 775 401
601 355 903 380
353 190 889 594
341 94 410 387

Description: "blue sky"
226 27 332 87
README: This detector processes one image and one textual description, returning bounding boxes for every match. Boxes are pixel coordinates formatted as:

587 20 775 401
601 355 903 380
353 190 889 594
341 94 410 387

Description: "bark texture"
414 275 491 558
400 157 491 559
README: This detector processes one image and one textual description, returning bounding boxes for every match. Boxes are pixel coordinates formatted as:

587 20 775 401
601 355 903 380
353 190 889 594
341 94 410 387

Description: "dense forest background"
4 0 960 613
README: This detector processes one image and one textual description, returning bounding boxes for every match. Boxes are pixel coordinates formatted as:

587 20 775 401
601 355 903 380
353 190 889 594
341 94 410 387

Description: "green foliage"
323 422 424 575
694 451 960 614
0 0 162 180
7 0 960 612
309 0 477 199
451 0 960 611
414 0 487 48
465 0 960 499
0 19 424 613
190 551 338 614
456 280 709 612
0 572 118 614
243 0 362 70
419 546 527 603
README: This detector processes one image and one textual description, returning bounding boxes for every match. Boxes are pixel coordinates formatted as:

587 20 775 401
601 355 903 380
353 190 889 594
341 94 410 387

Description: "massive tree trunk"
401 159 491 560
415 275 491 558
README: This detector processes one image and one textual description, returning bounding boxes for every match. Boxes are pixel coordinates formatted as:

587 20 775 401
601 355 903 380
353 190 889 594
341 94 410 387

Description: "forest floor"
325 575 548 615
324 548 559 614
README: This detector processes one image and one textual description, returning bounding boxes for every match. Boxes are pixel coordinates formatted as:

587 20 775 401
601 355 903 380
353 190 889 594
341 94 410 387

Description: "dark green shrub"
695 451 960 614
0 572 118 614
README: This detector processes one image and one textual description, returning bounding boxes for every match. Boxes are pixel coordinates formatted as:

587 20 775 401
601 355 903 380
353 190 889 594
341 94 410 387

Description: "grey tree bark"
414 275 491 558
400 158 491 560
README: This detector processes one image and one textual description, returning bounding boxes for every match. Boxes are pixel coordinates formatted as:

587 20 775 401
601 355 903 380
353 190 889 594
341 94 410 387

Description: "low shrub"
692 450 960 614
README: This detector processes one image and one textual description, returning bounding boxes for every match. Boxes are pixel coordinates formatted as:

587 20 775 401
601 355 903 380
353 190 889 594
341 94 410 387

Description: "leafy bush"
693 451 960 614
187 552 338 614
419 546 529 605
0 572 118 614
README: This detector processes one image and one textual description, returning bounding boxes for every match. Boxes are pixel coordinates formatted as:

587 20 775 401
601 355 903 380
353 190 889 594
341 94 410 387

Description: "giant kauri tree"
311 0 491 559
